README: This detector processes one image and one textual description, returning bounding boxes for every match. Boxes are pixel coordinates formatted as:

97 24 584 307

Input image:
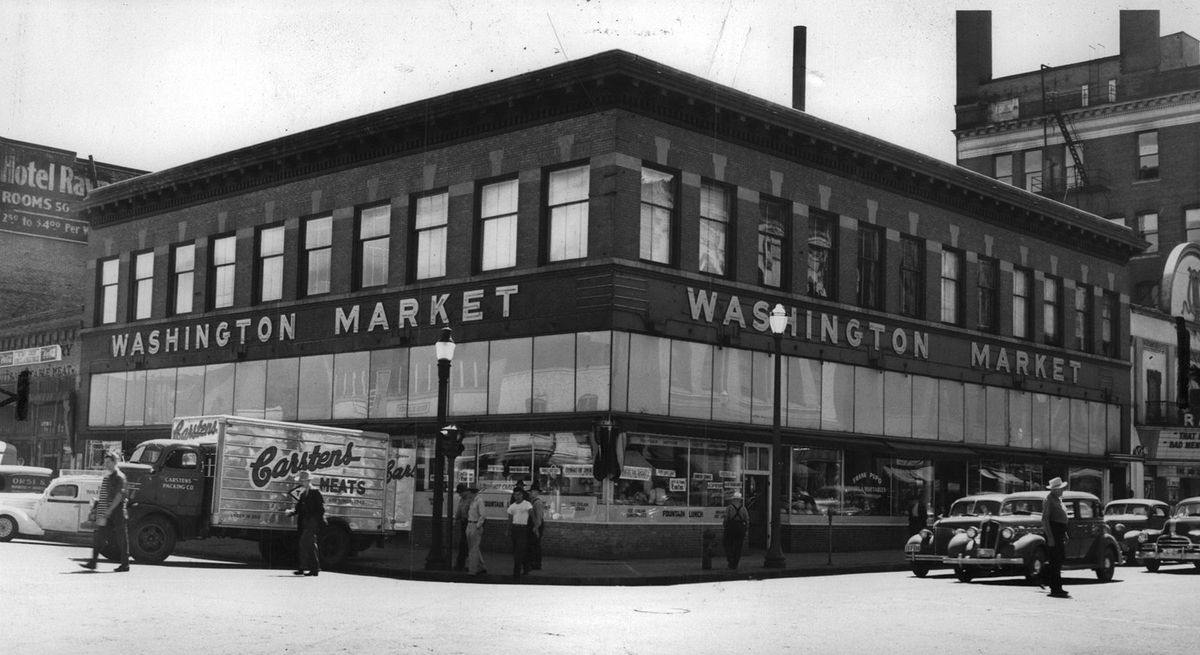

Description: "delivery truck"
121 415 415 568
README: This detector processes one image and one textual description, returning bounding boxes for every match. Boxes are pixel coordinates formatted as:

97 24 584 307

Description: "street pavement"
5 538 1199 654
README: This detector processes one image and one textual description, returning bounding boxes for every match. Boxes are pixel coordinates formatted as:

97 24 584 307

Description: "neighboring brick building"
953 10 1200 502
79 50 1142 558
0 137 143 468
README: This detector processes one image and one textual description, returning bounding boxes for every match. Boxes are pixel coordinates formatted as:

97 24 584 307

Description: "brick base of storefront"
407 517 909 560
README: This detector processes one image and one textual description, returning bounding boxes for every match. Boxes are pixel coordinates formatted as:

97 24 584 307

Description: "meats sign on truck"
121 416 414 568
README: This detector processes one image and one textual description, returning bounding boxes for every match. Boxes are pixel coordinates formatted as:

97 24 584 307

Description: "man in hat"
723 490 749 569
465 486 487 576
525 480 546 571
1042 477 1070 598
453 483 470 571
286 471 325 577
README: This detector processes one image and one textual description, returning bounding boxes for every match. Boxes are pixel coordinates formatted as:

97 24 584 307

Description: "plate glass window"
132 251 154 320
211 235 236 309
856 225 883 309
99 258 120 324
698 183 729 276
758 197 788 288
257 226 284 302
480 179 518 271
1107 79 1117 102
939 249 961 325
899 236 924 318
1023 149 1042 193
1100 292 1118 357
1137 132 1158 180
414 192 448 279
1075 285 1093 353
547 165 589 262
171 243 194 315
807 210 836 298
303 216 333 295
358 205 390 288
1013 269 1032 339
639 167 674 264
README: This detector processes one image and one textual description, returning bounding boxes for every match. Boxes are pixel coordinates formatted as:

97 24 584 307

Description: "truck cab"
123 437 216 561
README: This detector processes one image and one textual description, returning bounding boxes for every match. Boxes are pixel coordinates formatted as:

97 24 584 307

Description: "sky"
3 0 1200 173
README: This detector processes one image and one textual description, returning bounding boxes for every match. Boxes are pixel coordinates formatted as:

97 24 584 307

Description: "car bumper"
906 553 944 564
942 554 1024 567
1139 549 1200 561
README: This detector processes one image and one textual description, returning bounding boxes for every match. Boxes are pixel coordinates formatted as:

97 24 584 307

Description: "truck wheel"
911 564 930 578
130 516 177 564
954 567 974 583
1024 547 1046 582
318 524 353 569
0 514 17 541
1145 560 1161 572
1095 547 1117 582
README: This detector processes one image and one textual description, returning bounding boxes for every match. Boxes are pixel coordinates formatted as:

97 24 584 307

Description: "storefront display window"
123 370 146 427
689 440 742 507
913 376 938 439
938 380 964 441
620 435 688 505
448 342 488 415
1031 393 1050 450
145 368 177 425
488 338 532 414
1069 399 1089 454
1069 466 1102 497
785 357 821 429
532 334 574 413
203 363 234 415
749 351 774 425
628 334 669 415
368 348 407 419
883 371 911 437
1008 391 1031 449
822 362 854 431
576 332 611 412
407 344 436 417
887 458 931 517
669 340 712 419
837 449 890 515
985 386 1007 446
854 367 884 434
332 352 369 419
232 360 265 419
712 346 751 423
1050 396 1069 452
175 366 204 418
88 374 109 427
964 383 986 444
789 448 839 515
264 358 298 420
297 355 332 420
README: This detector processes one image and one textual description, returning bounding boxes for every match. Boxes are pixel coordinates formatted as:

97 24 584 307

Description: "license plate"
1160 548 1182 558
904 544 920 553
977 548 995 558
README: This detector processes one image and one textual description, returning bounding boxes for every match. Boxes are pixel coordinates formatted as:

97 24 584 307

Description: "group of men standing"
452 480 546 578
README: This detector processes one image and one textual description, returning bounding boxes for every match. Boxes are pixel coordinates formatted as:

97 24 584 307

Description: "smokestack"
956 11 992 104
1120 10 1161 73
793 26 806 111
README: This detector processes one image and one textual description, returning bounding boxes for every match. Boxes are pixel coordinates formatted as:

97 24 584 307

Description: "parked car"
1103 498 1170 563
904 493 1006 577
0 473 103 543
943 490 1120 583
1136 496 1200 571
0 464 54 495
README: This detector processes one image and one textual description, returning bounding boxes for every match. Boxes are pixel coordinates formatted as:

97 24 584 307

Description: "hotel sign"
1 141 96 243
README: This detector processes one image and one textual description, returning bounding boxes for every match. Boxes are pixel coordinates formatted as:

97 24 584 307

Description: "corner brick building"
79 51 1142 558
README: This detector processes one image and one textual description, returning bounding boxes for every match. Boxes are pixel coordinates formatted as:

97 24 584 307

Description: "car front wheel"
1095 547 1117 582
911 564 930 578
1145 560 1161 572
1024 547 1046 582
954 567 974 583
0 514 17 542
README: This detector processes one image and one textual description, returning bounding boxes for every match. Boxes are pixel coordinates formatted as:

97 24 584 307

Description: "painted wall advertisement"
1 141 96 243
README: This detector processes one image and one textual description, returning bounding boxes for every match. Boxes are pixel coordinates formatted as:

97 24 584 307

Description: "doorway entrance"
745 474 770 548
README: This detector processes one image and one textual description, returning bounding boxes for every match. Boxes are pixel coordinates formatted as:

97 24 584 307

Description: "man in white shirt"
506 486 533 579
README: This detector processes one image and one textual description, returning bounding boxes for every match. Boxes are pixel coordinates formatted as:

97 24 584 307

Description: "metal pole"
764 331 787 568
425 358 451 570
827 506 833 565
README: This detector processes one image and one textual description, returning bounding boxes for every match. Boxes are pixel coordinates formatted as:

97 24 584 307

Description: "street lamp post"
425 327 455 571
764 303 788 569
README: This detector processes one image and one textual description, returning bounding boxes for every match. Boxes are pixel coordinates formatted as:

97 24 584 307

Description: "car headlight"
1189 530 1200 539
1138 532 1148 543
966 526 979 539
1114 523 1126 533
919 529 933 540
955 528 965 535
1000 527 1014 540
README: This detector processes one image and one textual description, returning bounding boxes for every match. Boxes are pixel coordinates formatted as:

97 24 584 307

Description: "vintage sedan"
1104 498 1170 562
0 473 102 543
1136 496 1200 571
943 490 1120 583
904 493 1006 577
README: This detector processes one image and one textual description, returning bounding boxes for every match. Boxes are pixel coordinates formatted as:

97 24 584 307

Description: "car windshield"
128 444 163 465
1105 504 1148 517
949 499 1000 516
1174 503 1200 518
1000 499 1043 516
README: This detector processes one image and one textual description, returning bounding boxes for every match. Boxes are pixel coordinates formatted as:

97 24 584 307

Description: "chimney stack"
955 11 992 104
1120 10 1161 73
793 26 807 111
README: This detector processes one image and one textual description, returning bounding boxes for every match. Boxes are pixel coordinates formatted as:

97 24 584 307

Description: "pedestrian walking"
507 486 533 578
908 498 928 535
525 481 546 571
80 452 130 572
286 471 325 577
723 490 749 569
453 483 470 571
1042 476 1070 598
465 486 487 576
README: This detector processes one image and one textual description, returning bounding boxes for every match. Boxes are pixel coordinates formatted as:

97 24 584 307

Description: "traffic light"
15 369 29 421
438 425 463 459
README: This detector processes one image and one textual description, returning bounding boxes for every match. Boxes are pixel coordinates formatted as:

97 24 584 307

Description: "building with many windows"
79 50 1142 557
953 10 1200 502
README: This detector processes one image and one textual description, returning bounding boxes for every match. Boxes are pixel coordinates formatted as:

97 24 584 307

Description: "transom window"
211 234 236 309
698 182 730 276
480 179 518 271
303 215 333 295
639 166 675 264
414 191 448 280
357 205 390 288
547 164 589 262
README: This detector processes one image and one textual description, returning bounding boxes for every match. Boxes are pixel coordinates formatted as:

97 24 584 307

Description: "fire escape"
1039 65 1109 201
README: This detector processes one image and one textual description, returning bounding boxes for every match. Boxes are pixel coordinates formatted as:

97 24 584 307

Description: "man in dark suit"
286 471 325 577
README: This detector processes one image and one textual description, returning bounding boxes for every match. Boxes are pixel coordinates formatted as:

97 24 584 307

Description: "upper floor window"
169 243 195 316
302 215 333 295
98 258 120 325
855 225 883 309
414 191 448 280
1012 268 1033 339
1137 211 1159 253
1075 284 1093 353
994 154 1013 185
210 234 236 309
1080 84 1089 107
1137 131 1158 180
977 256 998 332
357 204 390 287
256 225 284 303
807 210 836 299
639 166 675 264
547 164 589 262
758 196 788 289
480 179 518 271
131 251 154 321
1023 149 1042 193
940 249 962 325
1107 79 1117 102
1101 291 1119 357
1187 207 1200 243
898 236 924 318
698 182 730 276
1043 276 1062 346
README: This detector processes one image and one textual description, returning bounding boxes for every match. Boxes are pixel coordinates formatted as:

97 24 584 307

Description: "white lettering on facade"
969 341 1082 383
109 314 298 357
